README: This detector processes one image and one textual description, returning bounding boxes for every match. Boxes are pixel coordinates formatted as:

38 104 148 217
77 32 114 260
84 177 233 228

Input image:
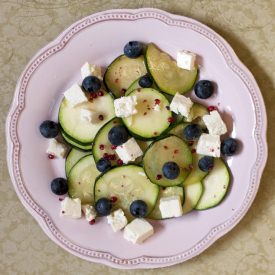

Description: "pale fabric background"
1 0 274 274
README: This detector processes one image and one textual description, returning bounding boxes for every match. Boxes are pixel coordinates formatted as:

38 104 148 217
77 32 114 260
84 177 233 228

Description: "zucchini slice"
61 131 92 151
94 165 159 219
65 148 91 177
195 159 230 210
145 43 198 95
148 186 184 220
68 155 100 204
125 76 157 96
184 103 208 129
169 123 208 213
92 117 122 165
104 55 147 98
182 182 203 214
183 154 208 186
169 122 189 140
92 117 150 165
59 91 115 144
122 88 171 139
143 135 193 187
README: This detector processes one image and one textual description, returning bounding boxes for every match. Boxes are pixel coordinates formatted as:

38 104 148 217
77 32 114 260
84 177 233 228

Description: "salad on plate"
39 41 238 244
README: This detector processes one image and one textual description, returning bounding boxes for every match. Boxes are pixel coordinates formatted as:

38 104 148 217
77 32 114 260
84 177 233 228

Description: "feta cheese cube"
153 104 161 112
159 195 183 218
123 218 154 244
177 50 196 70
64 83 88 107
80 108 96 123
170 93 193 117
46 138 67 158
107 209 128 232
81 62 102 80
115 137 143 164
114 96 138 118
60 197 81 218
196 133 221 157
202 110 227 136
81 204 97 222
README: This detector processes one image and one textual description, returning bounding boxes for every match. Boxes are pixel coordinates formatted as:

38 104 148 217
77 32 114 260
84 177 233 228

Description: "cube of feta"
107 209 128 232
153 104 161 112
196 133 221 157
177 50 196 70
114 96 138 118
81 204 97 222
64 83 88 107
46 138 67 158
80 108 96 123
60 197 81 218
123 218 154 244
159 195 183 218
170 93 193 117
81 62 102 80
115 137 143 164
202 110 227 136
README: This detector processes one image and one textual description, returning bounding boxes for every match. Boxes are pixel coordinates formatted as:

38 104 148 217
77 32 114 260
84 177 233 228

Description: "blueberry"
95 198 112 216
198 156 214 172
183 124 202 140
39 120 59 138
221 138 238 156
139 74 153 88
124 41 143 58
162 162 180 180
194 80 214 99
130 200 148 218
108 125 128 146
51 178 68 195
82 76 101 93
96 158 111 173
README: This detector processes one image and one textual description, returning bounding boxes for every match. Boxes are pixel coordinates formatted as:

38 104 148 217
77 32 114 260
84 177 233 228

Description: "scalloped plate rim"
5 8 268 269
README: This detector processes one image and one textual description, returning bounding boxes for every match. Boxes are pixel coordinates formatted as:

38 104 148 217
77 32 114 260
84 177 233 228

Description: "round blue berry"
51 178 68 195
221 138 238 156
130 200 148 218
82 76 101 93
96 158 111 173
95 198 112 216
139 74 153 88
183 124 202 140
198 156 214 172
39 120 59 138
108 125 128 146
194 80 214 99
124 41 143 58
162 161 180 180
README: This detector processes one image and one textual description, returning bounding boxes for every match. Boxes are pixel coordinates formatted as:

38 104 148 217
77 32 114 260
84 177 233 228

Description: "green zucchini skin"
94 165 159 220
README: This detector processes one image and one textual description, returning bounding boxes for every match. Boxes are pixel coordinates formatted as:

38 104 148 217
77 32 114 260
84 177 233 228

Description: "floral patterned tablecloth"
1 1 274 274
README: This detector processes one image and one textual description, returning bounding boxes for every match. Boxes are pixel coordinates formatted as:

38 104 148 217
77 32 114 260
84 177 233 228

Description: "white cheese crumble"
46 138 67 158
81 62 102 80
107 209 128 232
81 204 97 222
115 137 143 164
123 218 154 244
64 83 88 107
60 197 82 218
177 50 196 70
196 133 221 157
202 110 227 136
170 93 193 117
159 195 183 218
114 96 138 118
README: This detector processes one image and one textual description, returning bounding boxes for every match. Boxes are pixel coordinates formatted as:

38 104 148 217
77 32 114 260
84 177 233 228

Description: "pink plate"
6 8 267 269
